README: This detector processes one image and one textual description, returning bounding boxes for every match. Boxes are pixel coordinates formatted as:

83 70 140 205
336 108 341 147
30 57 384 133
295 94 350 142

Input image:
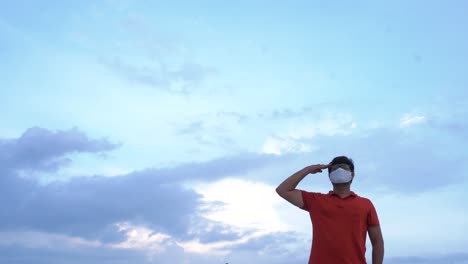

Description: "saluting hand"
307 164 332 174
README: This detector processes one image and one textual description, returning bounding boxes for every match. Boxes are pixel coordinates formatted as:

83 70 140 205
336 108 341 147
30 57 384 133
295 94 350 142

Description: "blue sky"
1 0 467 263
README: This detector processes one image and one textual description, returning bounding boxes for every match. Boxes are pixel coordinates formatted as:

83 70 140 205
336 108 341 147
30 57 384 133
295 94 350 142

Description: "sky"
1 0 468 263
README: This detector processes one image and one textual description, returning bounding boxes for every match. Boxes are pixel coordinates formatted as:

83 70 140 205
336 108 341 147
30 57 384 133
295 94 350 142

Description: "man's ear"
352 171 355 178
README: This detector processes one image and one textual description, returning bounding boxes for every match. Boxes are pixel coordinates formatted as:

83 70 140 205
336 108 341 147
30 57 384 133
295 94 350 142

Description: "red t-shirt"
301 190 380 264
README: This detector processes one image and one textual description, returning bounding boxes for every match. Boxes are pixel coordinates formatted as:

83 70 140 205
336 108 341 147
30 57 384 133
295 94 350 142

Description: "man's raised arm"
275 164 330 208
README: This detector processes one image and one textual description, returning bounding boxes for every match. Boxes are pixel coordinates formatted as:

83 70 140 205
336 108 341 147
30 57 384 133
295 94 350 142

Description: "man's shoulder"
353 195 374 206
300 191 329 200
301 190 327 195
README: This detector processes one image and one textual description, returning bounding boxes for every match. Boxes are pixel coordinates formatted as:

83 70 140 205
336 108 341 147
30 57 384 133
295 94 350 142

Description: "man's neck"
333 184 352 198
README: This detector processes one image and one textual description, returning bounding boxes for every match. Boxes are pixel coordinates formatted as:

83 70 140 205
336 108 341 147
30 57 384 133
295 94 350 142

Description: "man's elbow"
275 187 288 198
275 187 283 196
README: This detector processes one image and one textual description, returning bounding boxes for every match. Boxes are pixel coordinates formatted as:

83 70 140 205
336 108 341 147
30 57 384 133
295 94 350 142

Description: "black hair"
328 156 354 173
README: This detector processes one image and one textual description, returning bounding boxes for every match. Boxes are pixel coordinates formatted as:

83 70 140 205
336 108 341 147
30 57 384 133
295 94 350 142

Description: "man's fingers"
309 164 331 173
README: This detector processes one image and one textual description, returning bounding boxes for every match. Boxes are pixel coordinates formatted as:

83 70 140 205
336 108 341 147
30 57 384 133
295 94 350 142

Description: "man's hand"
276 163 331 208
307 164 331 174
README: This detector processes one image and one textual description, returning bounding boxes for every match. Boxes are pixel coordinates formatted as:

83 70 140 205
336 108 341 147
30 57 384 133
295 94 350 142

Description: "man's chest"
311 198 368 225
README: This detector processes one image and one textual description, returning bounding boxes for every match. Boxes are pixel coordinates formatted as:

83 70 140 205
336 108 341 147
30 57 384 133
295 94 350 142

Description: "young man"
276 156 384 264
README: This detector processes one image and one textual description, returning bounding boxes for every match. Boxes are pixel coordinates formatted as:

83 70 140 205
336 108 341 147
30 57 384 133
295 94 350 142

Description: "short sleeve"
300 190 320 212
367 200 380 226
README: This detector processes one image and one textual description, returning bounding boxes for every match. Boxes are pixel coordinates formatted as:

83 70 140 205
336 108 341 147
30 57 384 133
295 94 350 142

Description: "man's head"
328 156 355 185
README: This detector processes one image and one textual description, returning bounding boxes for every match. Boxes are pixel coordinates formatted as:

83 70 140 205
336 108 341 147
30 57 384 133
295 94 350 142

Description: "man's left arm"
368 225 384 264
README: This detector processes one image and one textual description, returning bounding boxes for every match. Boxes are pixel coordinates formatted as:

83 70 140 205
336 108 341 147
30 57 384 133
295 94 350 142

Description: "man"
276 156 384 264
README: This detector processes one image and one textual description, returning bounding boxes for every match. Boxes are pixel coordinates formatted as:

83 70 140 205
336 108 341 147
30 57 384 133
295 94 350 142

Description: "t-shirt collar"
328 191 357 198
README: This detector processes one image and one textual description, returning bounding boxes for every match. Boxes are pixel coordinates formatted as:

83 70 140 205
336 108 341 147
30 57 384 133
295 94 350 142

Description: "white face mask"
329 168 353 184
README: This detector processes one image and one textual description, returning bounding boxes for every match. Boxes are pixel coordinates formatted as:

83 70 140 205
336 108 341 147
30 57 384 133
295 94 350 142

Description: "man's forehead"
331 164 351 171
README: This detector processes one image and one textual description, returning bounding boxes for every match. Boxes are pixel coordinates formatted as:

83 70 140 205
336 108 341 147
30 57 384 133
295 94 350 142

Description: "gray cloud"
173 114 243 152
2 241 467 264
0 231 309 264
189 220 245 243
99 57 216 94
386 253 468 264
216 111 249 123
93 12 218 94
0 127 118 173
295 123 468 192
228 231 308 253
98 57 168 88
256 104 341 120
223 232 309 264
172 105 346 152
131 151 285 184
1 174 200 240
427 115 468 139
0 243 148 264
176 121 204 135
172 113 468 194
226 231 468 264
0 157 278 242
0 127 284 243
2 125 466 263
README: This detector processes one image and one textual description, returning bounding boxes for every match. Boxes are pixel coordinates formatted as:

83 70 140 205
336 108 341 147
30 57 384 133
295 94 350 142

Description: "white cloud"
106 220 272 257
261 136 313 155
194 178 290 233
111 222 171 253
177 178 303 255
399 114 426 127
288 114 356 139
260 114 356 155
